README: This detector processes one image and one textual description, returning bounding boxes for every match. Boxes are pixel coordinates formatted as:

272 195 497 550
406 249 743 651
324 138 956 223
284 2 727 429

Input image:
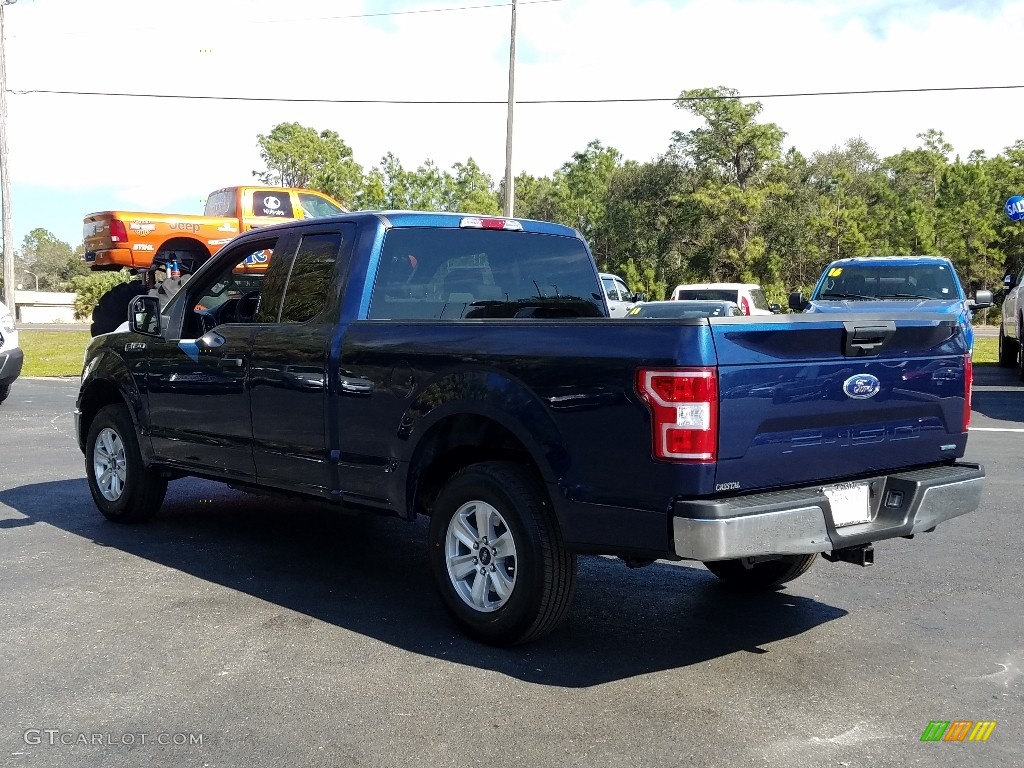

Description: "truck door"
249 224 355 495
145 234 292 480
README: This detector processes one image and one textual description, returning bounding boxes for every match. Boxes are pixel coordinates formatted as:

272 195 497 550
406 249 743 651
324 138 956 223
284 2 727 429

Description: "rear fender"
398 369 569 514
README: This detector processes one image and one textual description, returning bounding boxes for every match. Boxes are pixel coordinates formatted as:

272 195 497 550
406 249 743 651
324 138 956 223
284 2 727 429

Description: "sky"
2 0 1023 254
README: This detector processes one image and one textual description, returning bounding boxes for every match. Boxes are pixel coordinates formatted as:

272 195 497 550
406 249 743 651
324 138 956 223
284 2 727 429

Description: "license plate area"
824 482 872 527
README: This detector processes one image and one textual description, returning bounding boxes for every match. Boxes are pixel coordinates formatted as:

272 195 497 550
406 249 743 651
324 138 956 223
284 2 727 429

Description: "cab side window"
182 238 280 337
278 232 346 324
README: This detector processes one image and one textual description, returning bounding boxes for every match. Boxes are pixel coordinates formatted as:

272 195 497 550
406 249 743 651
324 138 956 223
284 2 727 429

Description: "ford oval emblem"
843 374 881 400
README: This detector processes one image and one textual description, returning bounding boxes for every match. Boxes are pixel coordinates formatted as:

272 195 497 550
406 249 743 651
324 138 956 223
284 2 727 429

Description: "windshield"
368 228 604 319
816 263 960 300
298 192 346 218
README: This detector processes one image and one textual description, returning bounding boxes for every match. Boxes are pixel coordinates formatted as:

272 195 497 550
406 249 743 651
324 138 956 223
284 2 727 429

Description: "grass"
972 336 997 365
19 330 92 377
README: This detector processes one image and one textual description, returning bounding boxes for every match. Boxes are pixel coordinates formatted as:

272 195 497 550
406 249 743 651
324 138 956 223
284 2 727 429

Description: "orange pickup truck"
82 186 347 272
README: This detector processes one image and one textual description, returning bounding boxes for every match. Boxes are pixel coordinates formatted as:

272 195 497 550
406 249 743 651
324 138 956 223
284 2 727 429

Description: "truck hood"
805 298 964 316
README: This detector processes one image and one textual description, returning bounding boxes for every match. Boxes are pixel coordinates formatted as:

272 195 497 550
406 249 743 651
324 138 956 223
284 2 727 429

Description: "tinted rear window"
675 289 739 302
205 190 237 218
630 302 735 318
368 228 604 319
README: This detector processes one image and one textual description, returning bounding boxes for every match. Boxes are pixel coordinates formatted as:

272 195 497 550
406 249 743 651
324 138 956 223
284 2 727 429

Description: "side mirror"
769 303 782 314
971 290 993 310
788 291 807 311
632 291 647 303
1004 274 1017 289
129 295 162 337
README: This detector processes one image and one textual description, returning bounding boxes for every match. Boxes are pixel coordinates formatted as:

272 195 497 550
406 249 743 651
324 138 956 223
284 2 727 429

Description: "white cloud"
4 0 1024 200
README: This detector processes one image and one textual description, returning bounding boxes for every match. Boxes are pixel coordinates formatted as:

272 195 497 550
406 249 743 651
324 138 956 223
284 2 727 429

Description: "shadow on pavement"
971 364 1024 422
1 478 847 688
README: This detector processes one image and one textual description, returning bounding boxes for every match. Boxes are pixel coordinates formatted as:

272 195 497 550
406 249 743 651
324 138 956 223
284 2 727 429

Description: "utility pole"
0 1 15 310
502 0 517 218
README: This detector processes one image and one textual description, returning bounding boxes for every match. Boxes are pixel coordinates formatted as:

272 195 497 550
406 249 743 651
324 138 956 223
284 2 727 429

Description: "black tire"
85 404 167 523
998 323 1018 368
90 281 149 336
703 554 818 590
428 461 577 646
0 383 9 404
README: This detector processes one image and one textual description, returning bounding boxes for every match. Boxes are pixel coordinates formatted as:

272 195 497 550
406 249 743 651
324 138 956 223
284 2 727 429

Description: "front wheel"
428 462 577 646
0 383 9 404
998 323 1018 368
703 554 817 590
85 404 167 523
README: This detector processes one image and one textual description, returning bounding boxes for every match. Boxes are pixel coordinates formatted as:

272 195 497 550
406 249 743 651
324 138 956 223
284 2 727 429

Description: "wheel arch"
155 238 212 271
395 370 571 522
405 410 556 523
78 355 148 456
403 399 569 528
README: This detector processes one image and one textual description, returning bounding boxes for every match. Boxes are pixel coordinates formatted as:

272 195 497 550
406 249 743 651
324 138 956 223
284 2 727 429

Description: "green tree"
17 228 87 291
555 140 623 265
447 158 500 214
936 156 1001 297
602 158 693 297
510 173 562 223
873 130 953 254
669 86 787 281
254 122 363 206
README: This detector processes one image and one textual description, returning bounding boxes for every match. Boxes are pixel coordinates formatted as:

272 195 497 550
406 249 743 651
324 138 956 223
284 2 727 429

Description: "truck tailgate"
709 313 969 493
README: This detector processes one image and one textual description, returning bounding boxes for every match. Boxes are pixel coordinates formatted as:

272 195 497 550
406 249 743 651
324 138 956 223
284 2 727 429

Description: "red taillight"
963 354 972 431
636 368 718 462
740 295 751 315
110 219 128 243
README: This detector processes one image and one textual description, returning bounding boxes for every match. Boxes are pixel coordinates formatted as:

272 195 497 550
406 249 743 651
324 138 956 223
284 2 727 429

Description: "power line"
8 83 1024 105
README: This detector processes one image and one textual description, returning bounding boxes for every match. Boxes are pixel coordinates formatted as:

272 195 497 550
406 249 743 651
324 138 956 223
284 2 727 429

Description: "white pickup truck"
599 272 644 317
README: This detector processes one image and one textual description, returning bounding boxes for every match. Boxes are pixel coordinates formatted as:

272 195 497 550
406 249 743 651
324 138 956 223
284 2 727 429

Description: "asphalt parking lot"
1 370 1022 768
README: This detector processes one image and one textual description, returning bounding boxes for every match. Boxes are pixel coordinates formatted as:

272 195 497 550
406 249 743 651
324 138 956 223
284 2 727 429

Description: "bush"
67 271 133 320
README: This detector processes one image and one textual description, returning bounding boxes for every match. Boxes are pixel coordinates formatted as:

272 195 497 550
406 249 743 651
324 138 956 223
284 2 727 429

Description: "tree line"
6 85 1022 313
259 86 1024 306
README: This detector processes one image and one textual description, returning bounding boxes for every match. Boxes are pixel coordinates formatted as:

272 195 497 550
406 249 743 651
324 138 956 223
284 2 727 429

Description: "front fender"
78 347 151 460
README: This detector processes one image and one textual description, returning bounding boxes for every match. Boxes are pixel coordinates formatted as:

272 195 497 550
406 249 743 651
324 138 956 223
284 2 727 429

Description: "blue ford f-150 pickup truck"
789 255 993 351
77 213 985 645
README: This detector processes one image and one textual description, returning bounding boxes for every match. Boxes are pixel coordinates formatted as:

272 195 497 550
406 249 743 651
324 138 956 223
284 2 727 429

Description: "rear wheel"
85 404 167 523
998 323 1018 368
703 554 817 590
428 461 577 646
90 281 148 336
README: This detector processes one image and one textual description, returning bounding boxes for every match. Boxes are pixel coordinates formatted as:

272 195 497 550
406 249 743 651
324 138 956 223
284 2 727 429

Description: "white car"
669 282 779 316
599 272 643 317
0 299 22 404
